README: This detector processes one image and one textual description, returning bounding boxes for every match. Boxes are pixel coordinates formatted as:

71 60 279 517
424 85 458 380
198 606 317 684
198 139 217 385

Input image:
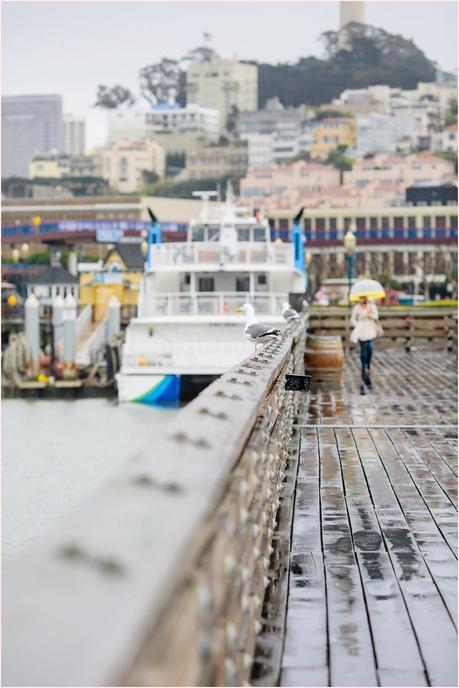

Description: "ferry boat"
116 190 306 403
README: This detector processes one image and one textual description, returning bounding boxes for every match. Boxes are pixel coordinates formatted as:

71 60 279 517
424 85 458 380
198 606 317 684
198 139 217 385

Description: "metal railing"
139 291 288 317
3 316 307 687
149 241 293 268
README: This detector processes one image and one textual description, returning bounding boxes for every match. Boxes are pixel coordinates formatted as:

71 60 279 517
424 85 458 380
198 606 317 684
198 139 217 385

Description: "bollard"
67 249 78 277
107 295 121 339
63 293 77 380
24 293 40 378
52 294 64 361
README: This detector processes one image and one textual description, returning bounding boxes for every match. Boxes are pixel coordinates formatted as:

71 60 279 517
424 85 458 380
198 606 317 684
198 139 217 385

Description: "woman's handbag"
375 321 384 337
350 327 360 344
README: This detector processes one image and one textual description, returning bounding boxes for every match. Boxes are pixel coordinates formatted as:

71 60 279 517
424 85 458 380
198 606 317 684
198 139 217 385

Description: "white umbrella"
350 279 385 303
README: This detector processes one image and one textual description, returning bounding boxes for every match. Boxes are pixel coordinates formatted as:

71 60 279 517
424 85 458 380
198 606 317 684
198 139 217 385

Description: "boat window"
238 229 250 241
192 228 205 242
254 228 265 242
207 228 219 241
258 274 267 285
236 276 250 292
198 277 215 292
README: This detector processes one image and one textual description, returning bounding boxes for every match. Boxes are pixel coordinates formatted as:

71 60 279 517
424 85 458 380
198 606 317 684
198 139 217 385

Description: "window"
254 229 265 241
236 277 250 292
329 217 337 240
198 277 214 292
381 217 390 239
238 229 250 241
192 228 205 242
184 274 190 285
258 274 267 285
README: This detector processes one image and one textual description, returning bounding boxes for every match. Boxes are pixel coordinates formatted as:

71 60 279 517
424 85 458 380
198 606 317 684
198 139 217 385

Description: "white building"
355 113 423 156
186 55 258 132
107 104 219 144
63 114 86 155
431 125 458 153
335 82 457 132
243 127 315 169
100 139 166 193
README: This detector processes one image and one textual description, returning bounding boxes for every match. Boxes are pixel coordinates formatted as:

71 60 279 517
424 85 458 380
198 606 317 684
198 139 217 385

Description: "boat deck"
281 349 457 687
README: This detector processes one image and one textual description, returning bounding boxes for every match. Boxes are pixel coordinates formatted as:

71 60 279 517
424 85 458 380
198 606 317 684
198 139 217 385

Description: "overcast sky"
2 1 458 147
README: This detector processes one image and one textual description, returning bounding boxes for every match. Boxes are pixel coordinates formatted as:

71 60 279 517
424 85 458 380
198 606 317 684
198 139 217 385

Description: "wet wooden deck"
281 350 457 687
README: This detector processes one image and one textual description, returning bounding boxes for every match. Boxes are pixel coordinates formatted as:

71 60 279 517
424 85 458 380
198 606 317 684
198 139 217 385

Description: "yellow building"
310 118 356 160
79 243 144 322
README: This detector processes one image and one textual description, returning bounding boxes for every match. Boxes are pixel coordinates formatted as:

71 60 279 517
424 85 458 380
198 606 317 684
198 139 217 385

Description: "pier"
3 318 457 687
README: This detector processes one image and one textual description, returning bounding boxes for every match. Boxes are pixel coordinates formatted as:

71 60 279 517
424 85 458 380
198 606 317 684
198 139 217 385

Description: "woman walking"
351 296 380 394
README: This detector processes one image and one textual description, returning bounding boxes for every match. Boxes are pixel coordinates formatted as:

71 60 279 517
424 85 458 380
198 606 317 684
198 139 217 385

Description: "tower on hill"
340 1 365 29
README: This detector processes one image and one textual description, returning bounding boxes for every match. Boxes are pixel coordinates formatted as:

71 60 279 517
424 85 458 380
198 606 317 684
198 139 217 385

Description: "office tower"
2 94 63 177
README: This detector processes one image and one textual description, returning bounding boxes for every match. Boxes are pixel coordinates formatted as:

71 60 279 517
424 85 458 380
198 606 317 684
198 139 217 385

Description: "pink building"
343 153 456 190
240 160 341 203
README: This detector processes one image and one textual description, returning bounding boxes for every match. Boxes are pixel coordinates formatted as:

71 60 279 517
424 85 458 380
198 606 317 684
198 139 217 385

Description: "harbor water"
2 398 178 561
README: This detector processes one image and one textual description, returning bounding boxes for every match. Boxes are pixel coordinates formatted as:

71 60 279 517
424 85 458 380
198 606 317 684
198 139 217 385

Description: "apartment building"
431 124 458 154
107 104 219 145
29 153 101 179
63 115 86 156
310 118 357 160
240 160 340 201
343 153 456 189
100 139 166 193
236 97 309 137
355 113 423 156
185 145 248 180
186 55 257 132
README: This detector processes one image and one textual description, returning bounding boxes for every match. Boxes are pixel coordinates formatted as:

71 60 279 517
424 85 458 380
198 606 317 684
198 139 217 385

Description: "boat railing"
138 292 288 317
149 242 293 268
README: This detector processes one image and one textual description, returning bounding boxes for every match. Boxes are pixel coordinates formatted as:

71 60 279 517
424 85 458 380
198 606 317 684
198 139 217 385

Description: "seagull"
235 303 281 353
282 302 300 322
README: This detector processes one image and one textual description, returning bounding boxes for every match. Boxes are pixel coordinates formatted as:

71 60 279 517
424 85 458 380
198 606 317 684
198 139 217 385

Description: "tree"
314 108 353 120
327 146 354 172
256 23 437 108
94 85 135 109
138 58 181 106
226 105 240 134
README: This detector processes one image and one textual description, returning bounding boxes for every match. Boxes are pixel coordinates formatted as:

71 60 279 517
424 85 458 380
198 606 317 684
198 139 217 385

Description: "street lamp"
343 224 357 304
140 240 149 257
20 242 30 260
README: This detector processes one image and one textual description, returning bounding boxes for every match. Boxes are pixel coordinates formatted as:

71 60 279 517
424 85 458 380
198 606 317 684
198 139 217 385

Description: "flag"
203 31 212 42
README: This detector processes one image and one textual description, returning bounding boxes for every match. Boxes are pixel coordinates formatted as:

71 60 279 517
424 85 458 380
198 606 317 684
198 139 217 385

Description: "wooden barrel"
305 335 344 382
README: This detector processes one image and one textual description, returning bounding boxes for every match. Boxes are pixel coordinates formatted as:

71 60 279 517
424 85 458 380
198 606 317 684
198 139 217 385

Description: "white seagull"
235 303 281 352
282 302 300 322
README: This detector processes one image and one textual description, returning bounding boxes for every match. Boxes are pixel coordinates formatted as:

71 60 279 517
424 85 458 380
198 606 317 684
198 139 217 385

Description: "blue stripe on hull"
134 375 181 405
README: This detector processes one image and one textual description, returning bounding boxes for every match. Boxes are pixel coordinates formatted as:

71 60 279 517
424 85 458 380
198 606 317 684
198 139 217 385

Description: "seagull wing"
283 308 299 320
245 323 281 340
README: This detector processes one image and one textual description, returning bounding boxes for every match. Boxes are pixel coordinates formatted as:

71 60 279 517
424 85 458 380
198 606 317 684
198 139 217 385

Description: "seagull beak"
235 306 242 313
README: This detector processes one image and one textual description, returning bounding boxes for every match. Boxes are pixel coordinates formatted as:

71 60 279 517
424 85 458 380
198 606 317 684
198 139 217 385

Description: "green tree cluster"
255 23 437 107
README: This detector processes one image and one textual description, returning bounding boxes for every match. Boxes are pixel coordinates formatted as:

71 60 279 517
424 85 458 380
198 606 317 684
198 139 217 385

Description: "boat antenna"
192 190 218 223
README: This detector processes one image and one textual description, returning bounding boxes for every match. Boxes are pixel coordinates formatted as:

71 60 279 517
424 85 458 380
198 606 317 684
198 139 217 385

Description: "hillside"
248 23 438 107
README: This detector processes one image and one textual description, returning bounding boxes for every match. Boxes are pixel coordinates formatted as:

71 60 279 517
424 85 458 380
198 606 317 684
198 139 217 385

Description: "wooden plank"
280 428 328 687
378 429 457 627
319 428 377 687
361 428 458 687
335 429 427 685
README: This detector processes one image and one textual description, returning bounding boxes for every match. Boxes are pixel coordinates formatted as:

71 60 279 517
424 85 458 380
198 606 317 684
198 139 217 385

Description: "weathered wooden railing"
308 307 458 351
3 316 307 687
